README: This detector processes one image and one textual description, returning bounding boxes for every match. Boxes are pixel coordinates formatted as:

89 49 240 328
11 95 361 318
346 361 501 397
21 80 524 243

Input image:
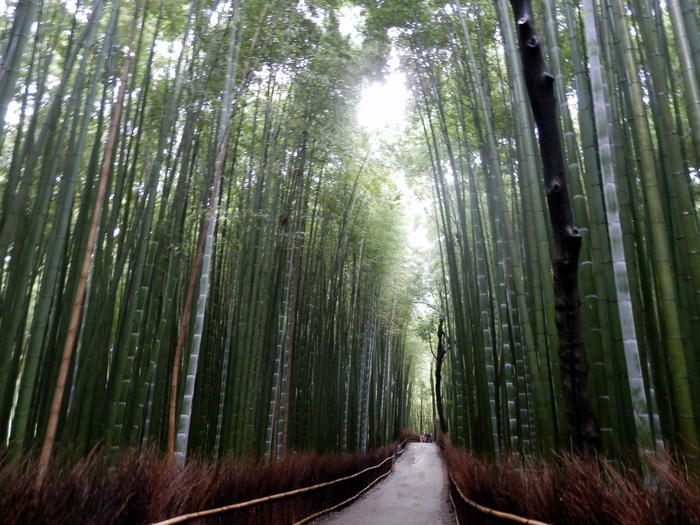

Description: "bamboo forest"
0 0 699 523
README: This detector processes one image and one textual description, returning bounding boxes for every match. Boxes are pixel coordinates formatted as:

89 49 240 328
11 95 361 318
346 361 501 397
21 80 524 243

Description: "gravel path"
314 443 454 525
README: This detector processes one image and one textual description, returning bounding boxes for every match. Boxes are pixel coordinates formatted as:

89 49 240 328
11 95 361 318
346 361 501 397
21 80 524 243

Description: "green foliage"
1 0 698 474
0 0 417 465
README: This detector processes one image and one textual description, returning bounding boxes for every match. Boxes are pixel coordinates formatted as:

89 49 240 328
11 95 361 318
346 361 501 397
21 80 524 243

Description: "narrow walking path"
315 443 454 525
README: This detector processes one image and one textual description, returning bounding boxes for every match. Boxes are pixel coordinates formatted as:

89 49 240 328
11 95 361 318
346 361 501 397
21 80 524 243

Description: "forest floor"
314 442 454 525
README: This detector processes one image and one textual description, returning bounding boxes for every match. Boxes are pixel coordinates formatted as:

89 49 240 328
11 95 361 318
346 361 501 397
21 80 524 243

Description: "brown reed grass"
0 440 405 525
440 434 700 525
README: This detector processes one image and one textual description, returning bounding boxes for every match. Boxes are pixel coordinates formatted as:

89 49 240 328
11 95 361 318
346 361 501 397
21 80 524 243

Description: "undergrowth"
440 434 700 525
0 433 413 525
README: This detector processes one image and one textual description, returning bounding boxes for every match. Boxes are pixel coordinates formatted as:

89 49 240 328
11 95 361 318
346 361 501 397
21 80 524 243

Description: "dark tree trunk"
508 0 601 453
435 318 448 434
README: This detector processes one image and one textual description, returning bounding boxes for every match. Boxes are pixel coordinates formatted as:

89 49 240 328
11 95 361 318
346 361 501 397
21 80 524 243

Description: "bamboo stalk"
508 0 600 452
36 0 141 485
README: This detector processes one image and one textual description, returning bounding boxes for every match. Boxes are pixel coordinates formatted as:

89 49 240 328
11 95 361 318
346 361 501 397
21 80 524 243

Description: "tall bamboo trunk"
36 0 141 485
0 0 40 151
168 5 241 465
508 0 600 452
435 318 448 434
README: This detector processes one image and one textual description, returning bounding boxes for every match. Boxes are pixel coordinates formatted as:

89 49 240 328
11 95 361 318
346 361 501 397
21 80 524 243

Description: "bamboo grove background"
1 0 700 474
371 0 700 467
0 0 417 467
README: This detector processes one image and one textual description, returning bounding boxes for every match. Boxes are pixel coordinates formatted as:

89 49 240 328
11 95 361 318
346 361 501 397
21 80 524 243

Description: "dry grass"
0 442 402 525
440 434 700 525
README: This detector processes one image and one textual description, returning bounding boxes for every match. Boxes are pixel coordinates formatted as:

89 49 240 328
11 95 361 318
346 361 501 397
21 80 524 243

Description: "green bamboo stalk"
172 4 240 466
0 0 40 150
665 0 700 166
7 0 120 457
580 0 657 453
37 0 139 485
